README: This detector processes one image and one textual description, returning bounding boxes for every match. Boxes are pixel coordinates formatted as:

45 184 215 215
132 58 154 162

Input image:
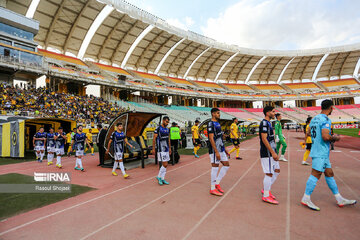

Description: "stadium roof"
6 0 360 84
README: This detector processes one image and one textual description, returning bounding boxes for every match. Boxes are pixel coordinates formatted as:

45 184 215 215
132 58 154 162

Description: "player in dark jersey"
46 127 56 166
208 108 230 196
106 123 134 178
33 127 46 163
152 116 171 185
259 106 280 205
54 127 67 168
71 125 91 171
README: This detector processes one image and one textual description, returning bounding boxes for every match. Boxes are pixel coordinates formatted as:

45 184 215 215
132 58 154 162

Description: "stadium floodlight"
154 38 185 74
121 25 154 68
26 0 40 18
77 4 114 59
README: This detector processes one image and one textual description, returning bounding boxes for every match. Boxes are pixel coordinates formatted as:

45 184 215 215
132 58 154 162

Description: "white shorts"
157 152 170 162
261 157 280 174
47 147 55 152
55 148 65 156
75 150 84 157
209 151 228 164
35 146 45 151
114 151 123 161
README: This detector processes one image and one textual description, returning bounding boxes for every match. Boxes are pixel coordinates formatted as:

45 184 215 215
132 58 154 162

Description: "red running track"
0 131 359 240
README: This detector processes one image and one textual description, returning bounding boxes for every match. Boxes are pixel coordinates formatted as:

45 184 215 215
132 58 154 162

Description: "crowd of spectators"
0 83 126 125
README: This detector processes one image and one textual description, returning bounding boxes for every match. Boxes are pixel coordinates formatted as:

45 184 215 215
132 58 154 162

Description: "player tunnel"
104 112 164 168
25 118 76 151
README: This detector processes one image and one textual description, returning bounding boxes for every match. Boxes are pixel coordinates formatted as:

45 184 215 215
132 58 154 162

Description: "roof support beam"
154 38 185 74
299 56 314 80
26 0 40 18
44 0 66 48
235 56 254 82
78 4 114 59
339 52 352 77
97 14 126 61
175 44 202 76
145 35 177 71
121 25 154 68
267 57 283 82
214 52 239 82
183 47 210 79
168 41 193 74
277 57 295 84
63 1 91 53
136 30 164 69
227 55 246 82
196 49 219 79
312 53 329 82
204 51 226 79
245 56 266 84
353 56 360 79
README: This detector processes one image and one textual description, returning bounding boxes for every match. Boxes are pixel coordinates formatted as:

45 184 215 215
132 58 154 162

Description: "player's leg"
112 160 119 176
235 142 241 160
40 149 45 162
261 157 279 204
279 139 288 161
209 152 225 196
90 143 94 155
324 167 357 207
47 148 53 165
301 164 323 210
302 144 311 165
215 153 230 193
119 159 129 178
156 153 170 185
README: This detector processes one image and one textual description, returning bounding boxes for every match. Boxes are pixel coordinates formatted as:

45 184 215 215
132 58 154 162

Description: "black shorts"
231 138 240 146
306 143 312 150
89 142 94 147
193 139 201 146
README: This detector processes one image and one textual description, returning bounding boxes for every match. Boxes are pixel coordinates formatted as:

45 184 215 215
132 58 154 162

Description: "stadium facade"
0 0 360 114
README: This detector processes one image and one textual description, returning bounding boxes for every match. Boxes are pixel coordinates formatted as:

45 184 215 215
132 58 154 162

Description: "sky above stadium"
124 0 360 50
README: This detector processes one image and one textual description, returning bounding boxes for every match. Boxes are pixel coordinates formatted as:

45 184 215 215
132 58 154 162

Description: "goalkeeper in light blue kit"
301 100 356 211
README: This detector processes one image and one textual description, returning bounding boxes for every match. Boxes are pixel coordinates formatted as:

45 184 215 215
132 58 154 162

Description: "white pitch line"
0 157 203 236
286 132 291 240
182 158 259 240
350 151 360 153
80 169 211 240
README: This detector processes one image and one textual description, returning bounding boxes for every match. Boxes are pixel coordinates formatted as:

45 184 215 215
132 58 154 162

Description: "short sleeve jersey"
34 132 46 146
191 125 199 139
86 132 93 143
230 123 238 139
259 119 276 158
207 121 225 154
309 114 331 158
55 132 66 148
155 125 169 152
47 133 56 148
111 131 125 153
73 133 86 151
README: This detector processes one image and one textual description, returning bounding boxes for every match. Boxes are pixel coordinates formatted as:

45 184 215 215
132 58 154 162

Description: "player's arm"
54 134 58 140
85 138 91 150
261 132 279 161
192 128 195 142
322 128 340 142
168 135 172 155
124 138 134 149
106 139 112 155
208 132 220 160
152 132 158 155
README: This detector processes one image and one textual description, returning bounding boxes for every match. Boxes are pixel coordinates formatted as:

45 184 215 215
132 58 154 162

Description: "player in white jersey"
152 116 171 185
208 108 230 196
54 127 67 168
33 127 46 163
